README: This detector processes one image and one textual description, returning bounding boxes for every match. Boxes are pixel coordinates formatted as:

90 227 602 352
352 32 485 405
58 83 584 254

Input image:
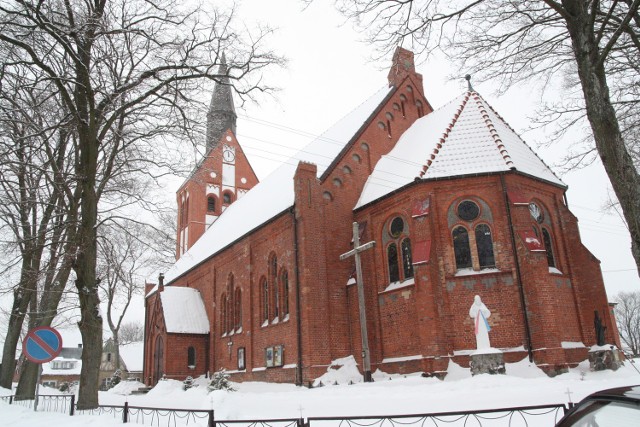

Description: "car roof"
585 385 640 403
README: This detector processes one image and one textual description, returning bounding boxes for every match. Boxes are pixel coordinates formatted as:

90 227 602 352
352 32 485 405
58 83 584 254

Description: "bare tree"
0 0 282 408
614 291 640 356
334 0 640 278
98 221 172 370
0 63 80 392
119 322 144 346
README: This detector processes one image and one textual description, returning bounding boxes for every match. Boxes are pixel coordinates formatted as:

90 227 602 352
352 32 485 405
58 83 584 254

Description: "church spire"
206 53 237 151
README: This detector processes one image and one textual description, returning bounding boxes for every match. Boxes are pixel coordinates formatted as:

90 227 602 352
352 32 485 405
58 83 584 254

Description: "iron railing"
2 394 568 427
307 404 568 427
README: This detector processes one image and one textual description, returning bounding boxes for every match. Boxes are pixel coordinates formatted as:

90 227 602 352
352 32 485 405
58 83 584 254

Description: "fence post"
9 395 13 405
69 395 75 416
298 418 305 427
123 401 129 423
208 409 214 427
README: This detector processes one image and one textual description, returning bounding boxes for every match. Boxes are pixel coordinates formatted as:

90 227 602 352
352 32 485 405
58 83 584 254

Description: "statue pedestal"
470 349 505 376
589 346 622 371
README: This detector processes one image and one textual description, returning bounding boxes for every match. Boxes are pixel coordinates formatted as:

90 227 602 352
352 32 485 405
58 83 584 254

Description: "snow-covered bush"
208 369 235 392
183 376 197 390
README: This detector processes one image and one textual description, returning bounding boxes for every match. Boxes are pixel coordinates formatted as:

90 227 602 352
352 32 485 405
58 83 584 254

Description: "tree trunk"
15 361 38 399
74 116 102 408
0 287 33 389
564 1 640 278
75 172 102 409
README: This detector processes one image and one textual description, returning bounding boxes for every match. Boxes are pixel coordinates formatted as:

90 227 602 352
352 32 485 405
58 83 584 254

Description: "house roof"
160 287 210 334
119 342 144 372
162 85 394 285
356 91 564 208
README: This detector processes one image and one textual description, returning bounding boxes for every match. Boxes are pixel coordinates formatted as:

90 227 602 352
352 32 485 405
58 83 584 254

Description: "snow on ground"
3 357 640 426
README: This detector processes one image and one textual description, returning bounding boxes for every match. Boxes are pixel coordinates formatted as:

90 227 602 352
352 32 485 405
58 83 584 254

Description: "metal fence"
2 394 568 427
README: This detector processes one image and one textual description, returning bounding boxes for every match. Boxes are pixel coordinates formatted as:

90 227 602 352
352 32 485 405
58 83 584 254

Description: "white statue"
469 295 492 350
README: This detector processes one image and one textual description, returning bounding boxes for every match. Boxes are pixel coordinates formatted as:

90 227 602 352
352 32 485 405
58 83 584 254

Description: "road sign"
22 326 63 364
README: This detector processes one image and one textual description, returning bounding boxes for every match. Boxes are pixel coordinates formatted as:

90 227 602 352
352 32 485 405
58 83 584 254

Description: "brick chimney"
387 47 423 87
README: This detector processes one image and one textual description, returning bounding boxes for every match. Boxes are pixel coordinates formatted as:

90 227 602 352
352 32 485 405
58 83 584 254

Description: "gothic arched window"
281 269 289 317
384 216 413 283
260 277 268 324
475 224 496 269
269 254 279 320
453 226 472 269
542 228 556 268
235 288 242 330
220 294 227 335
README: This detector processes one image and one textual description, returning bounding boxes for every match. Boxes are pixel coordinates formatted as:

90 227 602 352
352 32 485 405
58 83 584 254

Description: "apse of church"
144 48 617 386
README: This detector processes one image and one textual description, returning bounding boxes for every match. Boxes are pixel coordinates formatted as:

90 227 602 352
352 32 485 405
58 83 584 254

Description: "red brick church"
143 48 618 386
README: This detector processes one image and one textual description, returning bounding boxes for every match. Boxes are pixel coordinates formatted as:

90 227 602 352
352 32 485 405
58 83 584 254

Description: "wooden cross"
340 222 376 382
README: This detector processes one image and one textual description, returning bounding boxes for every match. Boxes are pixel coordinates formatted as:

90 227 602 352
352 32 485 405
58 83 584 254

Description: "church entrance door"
153 335 164 384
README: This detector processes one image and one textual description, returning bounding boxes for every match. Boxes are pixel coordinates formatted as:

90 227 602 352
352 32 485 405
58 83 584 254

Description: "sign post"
22 326 63 411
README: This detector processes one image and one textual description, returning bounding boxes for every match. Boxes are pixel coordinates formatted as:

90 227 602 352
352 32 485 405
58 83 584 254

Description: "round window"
389 217 404 237
529 202 544 224
457 200 480 221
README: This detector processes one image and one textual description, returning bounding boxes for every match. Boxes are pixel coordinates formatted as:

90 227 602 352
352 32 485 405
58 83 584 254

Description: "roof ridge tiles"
480 94 564 184
419 92 471 178
471 92 515 170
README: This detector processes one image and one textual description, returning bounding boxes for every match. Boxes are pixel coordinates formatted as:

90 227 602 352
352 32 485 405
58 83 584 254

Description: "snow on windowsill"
380 277 415 293
235 327 243 334
282 314 290 322
261 320 268 328
252 367 266 372
549 267 563 275
561 341 585 349
589 344 618 352
381 354 423 363
272 317 279 325
346 277 356 286
282 364 297 369
454 268 500 277
221 332 227 338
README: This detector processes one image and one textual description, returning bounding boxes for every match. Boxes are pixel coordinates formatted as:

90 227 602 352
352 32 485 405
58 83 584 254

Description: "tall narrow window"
221 295 227 335
453 226 472 269
542 228 556 268
207 196 216 212
475 224 496 269
401 238 414 279
261 277 268 323
387 243 400 283
187 346 195 368
235 288 242 330
281 270 289 316
270 255 279 320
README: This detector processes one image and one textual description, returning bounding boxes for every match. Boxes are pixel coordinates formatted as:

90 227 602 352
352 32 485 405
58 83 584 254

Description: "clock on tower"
223 148 235 163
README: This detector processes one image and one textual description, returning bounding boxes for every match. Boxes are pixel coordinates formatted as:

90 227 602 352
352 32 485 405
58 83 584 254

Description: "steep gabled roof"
356 91 564 208
160 287 209 334
163 86 394 284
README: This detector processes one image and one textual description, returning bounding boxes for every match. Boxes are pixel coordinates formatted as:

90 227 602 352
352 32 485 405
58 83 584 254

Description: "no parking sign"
22 326 63 364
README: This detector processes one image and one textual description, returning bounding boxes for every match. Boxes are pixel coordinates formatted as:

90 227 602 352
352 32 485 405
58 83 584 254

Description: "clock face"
223 149 235 162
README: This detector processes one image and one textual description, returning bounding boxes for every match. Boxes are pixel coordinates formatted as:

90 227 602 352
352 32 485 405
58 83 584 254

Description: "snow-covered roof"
119 342 144 372
356 91 564 208
160 287 210 334
163 86 393 284
42 357 82 376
